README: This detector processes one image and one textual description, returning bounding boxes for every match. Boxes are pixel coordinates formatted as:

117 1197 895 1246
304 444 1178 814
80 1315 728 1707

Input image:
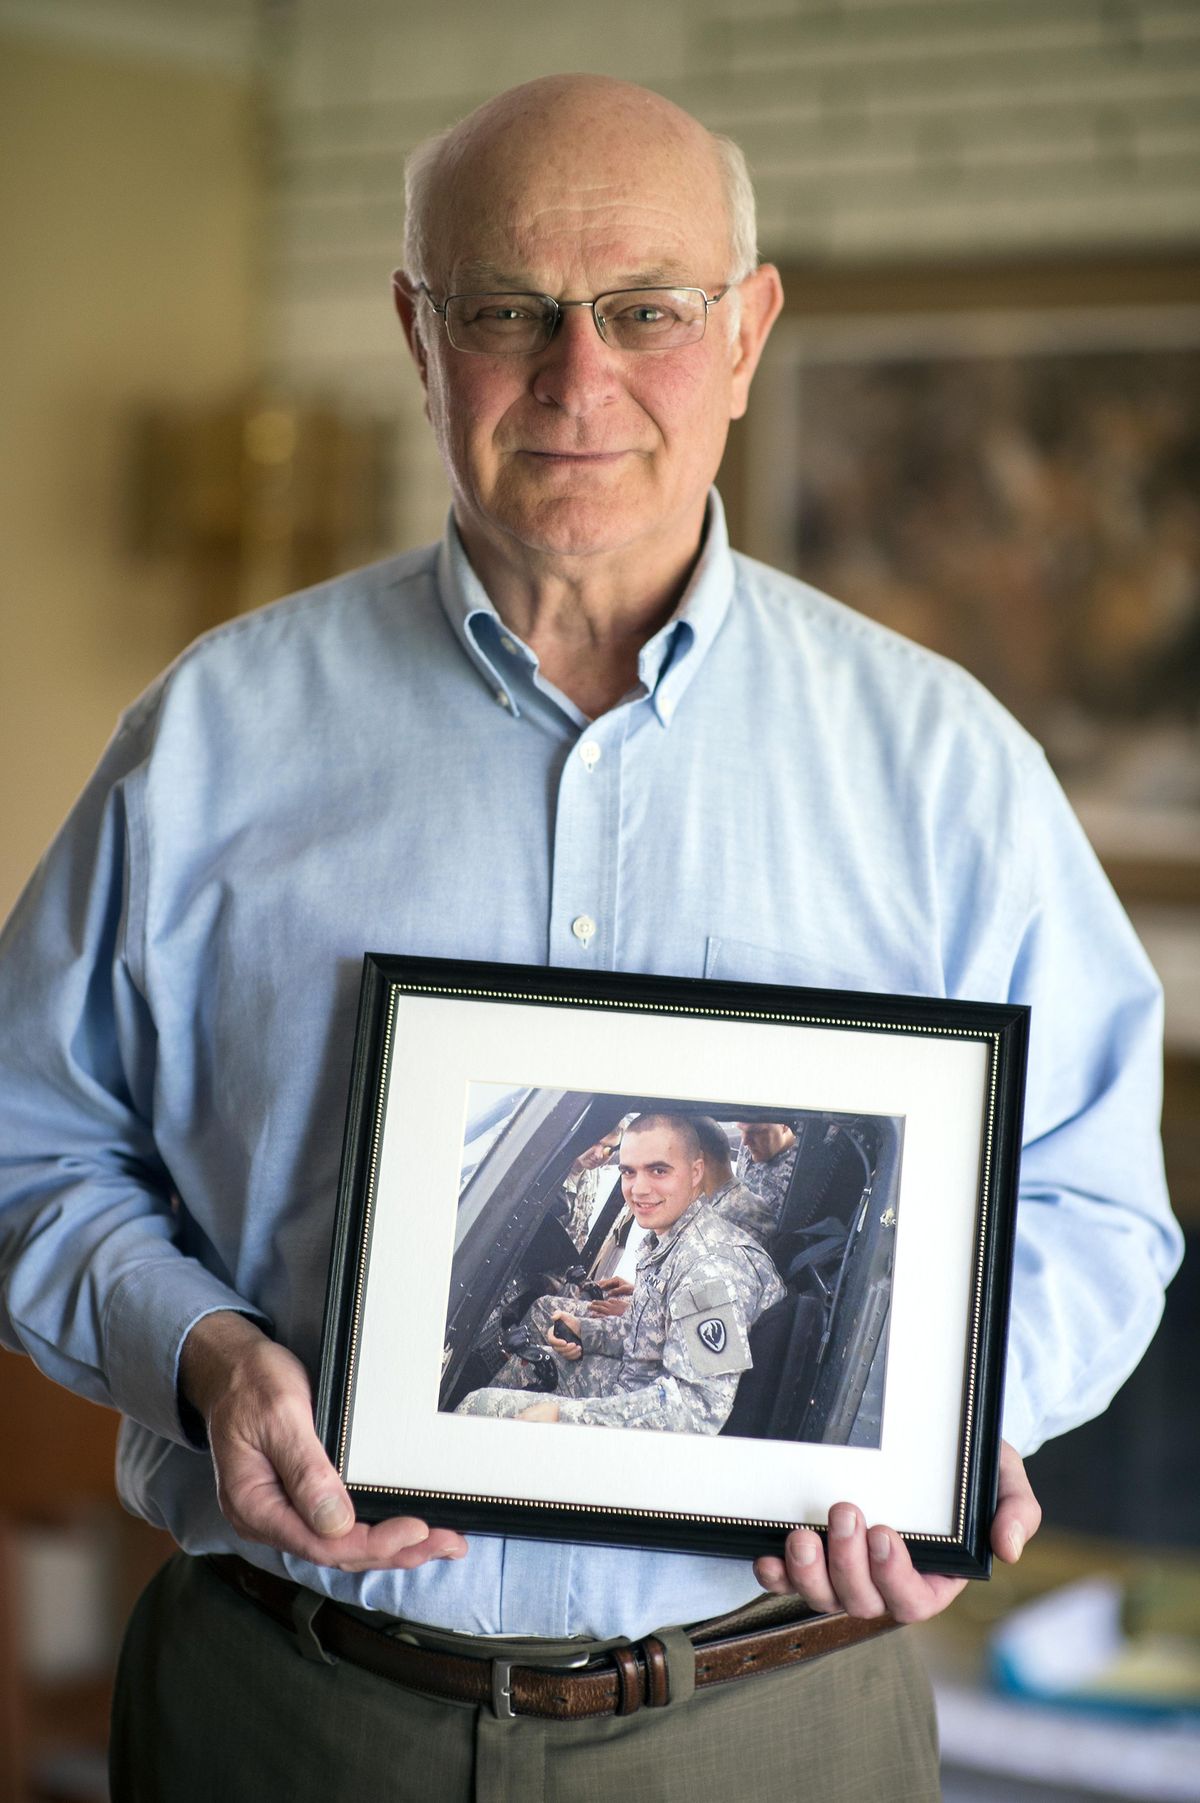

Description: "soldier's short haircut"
692 1115 733 1173
622 1113 703 1163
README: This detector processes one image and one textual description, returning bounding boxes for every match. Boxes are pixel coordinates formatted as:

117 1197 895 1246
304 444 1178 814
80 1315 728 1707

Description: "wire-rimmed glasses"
406 280 733 355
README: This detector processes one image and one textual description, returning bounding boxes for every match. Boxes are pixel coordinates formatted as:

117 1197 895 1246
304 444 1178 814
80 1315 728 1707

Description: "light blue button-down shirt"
0 494 1180 1637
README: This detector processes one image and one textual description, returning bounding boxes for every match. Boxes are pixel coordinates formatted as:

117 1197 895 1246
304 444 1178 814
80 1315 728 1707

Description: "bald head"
403 75 756 294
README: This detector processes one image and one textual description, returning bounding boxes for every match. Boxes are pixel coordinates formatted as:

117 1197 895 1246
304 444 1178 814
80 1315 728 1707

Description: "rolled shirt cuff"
103 1255 271 1448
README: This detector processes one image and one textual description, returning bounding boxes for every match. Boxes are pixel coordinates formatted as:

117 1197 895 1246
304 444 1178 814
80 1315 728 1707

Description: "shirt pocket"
703 934 868 993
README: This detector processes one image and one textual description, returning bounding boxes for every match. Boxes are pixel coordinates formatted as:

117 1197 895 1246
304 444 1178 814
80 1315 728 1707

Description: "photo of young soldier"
442 1086 904 1448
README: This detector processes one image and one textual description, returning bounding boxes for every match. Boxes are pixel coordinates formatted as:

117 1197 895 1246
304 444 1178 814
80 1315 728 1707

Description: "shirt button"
495 690 511 709
578 739 601 770
499 635 518 655
571 914 597 947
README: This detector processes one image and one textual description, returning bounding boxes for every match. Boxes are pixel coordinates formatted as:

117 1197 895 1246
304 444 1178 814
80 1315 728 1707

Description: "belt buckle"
491 1647 591 1720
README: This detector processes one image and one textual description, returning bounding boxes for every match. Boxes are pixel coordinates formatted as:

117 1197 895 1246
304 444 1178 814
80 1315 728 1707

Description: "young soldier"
458 1113 784 1433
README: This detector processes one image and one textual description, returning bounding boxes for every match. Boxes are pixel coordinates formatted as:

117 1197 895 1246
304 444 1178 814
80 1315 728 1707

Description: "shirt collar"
642 1194 708 1259
433 489 736 729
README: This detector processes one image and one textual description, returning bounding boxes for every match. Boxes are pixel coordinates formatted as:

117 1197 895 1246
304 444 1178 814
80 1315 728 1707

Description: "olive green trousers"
109 1554 940 1802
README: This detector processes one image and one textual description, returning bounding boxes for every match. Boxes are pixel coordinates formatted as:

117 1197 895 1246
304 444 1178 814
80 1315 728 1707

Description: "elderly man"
0 72 1178 1803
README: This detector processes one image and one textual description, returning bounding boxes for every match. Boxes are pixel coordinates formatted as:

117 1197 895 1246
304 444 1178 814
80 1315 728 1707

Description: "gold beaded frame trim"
335 974 1003 1549
344 1483 949 1546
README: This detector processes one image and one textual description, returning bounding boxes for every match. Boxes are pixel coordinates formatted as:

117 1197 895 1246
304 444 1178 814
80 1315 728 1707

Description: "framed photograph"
316 954 1028 1577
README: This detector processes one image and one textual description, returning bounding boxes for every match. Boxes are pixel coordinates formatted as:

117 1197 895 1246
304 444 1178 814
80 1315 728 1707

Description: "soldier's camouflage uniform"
558 1163 606 1251
457 1197 785 1434
507 1183 755 1367
487 1194 634 1388
708 1174 779 1249
740 1140 800 1239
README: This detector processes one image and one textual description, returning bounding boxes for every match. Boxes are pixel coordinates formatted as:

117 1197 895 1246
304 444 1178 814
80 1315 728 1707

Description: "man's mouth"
520 449 627 462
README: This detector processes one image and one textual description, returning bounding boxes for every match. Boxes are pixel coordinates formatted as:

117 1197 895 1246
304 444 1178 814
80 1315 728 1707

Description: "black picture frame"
316 953 1028 1578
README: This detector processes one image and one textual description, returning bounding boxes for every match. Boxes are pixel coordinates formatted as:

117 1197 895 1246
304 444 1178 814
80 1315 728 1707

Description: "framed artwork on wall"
722 258 1200 901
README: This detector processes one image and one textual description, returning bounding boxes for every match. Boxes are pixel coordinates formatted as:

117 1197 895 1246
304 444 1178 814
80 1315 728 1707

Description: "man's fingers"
784 1528 842 1612
313 1495 355 1536
249 1390 359 1539
755 1508 952 1623
351 1518 467 1570
216 1434 352 1554
195 1320 473 1571
823 1504 889 1618
280 1444 355 1539
760 1506 887 1617
205 1343 462 1567
754 1527 840 1612
546 1326 582 1359
758 1466 1030 1624
222 1450 466 1569
273 1513 464 1573
862 1526 967 1624
991 1439 1042 1565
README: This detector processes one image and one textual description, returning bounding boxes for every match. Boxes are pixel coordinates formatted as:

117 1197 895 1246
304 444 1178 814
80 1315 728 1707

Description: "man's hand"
753 1440 1040 1623
180 1312 468 1572
546 1312 584 1359
516 1399 560 1423
586 1277 632 1318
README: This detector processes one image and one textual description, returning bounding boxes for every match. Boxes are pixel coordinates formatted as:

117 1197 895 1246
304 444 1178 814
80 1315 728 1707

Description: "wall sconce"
126 394 395 633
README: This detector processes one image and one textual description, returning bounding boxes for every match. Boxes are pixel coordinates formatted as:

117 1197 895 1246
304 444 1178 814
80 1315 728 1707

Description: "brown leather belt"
208 1553 897 1721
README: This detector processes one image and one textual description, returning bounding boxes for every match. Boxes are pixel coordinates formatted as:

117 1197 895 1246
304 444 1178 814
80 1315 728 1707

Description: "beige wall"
0 35 259 916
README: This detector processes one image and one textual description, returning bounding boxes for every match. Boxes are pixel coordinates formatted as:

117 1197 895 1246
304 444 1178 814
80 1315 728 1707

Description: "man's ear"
392 274 429 390
729 263 784 422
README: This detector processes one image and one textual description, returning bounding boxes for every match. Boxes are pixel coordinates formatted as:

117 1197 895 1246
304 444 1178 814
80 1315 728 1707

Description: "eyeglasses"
409 280 733 355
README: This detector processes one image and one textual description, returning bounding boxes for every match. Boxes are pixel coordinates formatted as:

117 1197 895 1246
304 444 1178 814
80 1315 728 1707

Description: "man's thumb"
311 1492 354 1537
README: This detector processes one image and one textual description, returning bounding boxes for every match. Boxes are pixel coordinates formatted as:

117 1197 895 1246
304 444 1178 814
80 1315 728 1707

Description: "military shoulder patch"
697 1316 727 1355
670 1276 751 1379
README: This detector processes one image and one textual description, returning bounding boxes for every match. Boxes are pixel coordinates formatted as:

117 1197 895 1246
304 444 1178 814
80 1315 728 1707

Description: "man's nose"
530 307 622 413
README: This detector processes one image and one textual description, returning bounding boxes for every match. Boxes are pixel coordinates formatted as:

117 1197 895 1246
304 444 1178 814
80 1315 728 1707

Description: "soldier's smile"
618 1124 705 1235
631 1194 674 1228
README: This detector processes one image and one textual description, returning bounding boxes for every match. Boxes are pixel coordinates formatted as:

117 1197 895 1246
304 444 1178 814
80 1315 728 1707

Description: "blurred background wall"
1 3 1197 1799
261 0 1200 545
0 14 260 918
